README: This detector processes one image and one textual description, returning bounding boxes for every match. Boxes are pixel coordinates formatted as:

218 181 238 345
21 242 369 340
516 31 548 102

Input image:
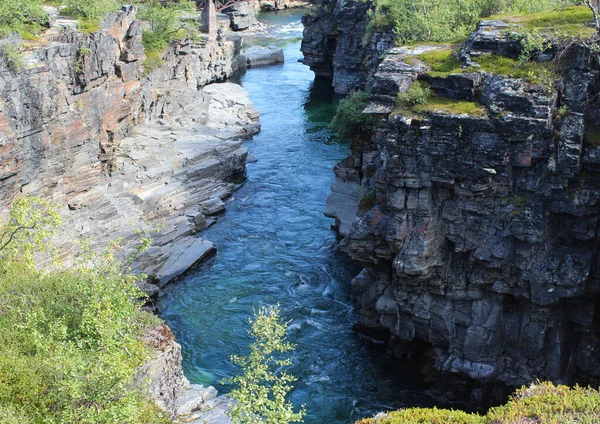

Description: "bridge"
196 0 256 34
197 0 256 12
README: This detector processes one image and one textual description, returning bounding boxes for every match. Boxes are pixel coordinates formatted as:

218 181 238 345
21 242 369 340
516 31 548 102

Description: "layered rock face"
0 7 259 293
330 22 600 392
301 0 395 94
136 324 230 423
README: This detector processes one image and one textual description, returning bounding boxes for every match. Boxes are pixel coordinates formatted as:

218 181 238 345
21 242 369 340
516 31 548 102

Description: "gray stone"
245 45 284 67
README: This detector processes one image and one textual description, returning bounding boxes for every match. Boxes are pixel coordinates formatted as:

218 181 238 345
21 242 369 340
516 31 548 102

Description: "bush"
356 382 600 424
331 90 373 140
138 0 198 74
0 0 48 38
62 0 120 20
224 305 306 424
397 81 431 107
0 197 168 423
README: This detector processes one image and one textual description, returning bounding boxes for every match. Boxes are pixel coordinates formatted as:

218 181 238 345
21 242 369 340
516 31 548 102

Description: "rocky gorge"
306 0 600 403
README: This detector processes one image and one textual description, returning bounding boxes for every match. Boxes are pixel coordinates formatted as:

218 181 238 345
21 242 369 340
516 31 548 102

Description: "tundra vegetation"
355 382 600 424
366 0 595 44
0 197 169 423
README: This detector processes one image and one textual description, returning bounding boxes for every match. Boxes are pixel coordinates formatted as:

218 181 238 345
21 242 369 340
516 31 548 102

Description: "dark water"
158 11 433 423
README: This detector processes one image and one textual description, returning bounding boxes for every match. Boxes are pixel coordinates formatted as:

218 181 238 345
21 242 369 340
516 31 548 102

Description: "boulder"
245 45 284 67
223 1 256 31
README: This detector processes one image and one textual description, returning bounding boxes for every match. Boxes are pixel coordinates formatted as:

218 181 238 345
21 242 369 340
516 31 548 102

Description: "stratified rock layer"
0 7 258 293
331 22 600 392
301 0 395 93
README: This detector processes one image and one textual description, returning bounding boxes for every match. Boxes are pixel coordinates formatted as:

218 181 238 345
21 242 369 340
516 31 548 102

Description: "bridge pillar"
200 0 217 36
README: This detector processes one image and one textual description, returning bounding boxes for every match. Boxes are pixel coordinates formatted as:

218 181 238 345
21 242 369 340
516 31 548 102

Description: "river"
158 10 433 423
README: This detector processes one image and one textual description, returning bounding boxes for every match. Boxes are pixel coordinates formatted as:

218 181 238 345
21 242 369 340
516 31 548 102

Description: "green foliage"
370 0 587 45
494 5 594 37
416 49 463 77
356 382 600 424
394 81 487 117
473 53 557 87
77 18 101 35
62 0 120 20
418 96 488 117
488 382 600 423
0 196 61 268
509 28 555 62
0 0 48 38
224 305 305 424
0 196 168 423
397 80 431 106
1 44 25 72
331 90 373 140
75 46 91 73
356 407 484 424
138 0 197 74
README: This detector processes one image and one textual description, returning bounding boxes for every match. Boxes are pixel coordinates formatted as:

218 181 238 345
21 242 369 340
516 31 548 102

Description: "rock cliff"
0 7 259 295
325 20 600 398
0 6 257 421
301 0 395 94
136 323 231 423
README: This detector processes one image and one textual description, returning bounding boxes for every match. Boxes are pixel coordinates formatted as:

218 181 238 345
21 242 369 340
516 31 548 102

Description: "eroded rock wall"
332 22 600 393
0 7 259 292
301 0 395 94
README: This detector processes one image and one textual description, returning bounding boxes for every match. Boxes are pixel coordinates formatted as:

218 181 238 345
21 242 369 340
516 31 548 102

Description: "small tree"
0 196 61 268
587 0 600 33
224 305 305 424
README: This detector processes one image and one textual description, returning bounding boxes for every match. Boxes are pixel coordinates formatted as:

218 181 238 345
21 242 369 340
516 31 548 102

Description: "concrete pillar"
201 0 217 36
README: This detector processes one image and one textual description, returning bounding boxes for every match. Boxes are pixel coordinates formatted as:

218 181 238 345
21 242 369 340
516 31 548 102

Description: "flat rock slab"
245 45 284 68
155 238 216 286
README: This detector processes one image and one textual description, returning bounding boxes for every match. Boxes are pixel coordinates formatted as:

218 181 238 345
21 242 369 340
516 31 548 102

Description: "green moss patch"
417 96 488 117
417 49 463 77
394 82 488 118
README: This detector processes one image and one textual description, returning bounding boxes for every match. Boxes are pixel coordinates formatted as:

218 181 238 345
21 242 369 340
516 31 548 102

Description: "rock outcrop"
0 7 259 295
244 45 284 67
301 0 395 94
328 21 600 397
136 323 231 423
223 1 257 31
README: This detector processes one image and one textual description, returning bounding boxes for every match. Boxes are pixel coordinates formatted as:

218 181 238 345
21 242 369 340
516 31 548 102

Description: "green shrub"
394 81 487 117
356 382 600 424
138 0 198 74
224 305 306 424
370 0 587 45
0 0 48 38
331 90 373 140
62 0 120 20
397 81 431 106
0 196 168 423
1 44 25 72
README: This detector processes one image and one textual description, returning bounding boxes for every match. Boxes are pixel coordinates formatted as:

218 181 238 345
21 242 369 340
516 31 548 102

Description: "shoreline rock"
244 45 284 67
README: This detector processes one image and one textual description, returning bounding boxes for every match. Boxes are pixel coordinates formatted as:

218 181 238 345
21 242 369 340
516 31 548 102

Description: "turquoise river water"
158 11 434 423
